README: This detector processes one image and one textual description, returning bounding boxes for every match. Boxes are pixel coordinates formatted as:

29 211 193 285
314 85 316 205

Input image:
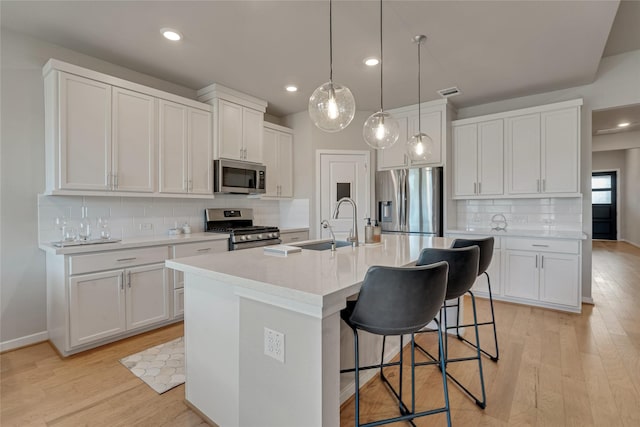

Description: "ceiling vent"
437 87 461 98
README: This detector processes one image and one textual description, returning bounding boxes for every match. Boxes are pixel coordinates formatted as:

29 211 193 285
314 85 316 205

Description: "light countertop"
166 234 454 309
446 228 587 240
39 232 230 255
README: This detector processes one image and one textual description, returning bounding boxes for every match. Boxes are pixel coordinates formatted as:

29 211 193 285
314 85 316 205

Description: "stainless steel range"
204 208 280 251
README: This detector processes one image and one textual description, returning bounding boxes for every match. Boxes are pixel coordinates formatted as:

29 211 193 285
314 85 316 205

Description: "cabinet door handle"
240 147 243 159
121 272 124 290
478 182 482 194
127 271 132 288
535 254 538 268
107 173 112 189
473 182 477 194
537 179 540 192
541 255 544 269
114 172 118 189
290 237 300 241
542 179 546 192
116 257 137 262
188 179 193 191
197 248 211 252
532 244 549 247
244 148 248 159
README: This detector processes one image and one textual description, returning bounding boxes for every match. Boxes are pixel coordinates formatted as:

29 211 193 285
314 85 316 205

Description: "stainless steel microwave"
213 159 266 194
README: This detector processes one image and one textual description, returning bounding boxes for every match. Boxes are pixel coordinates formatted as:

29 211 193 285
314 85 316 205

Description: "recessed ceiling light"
285 85 298 92
161 28 182 41
618 122 630 127
364 57 380 66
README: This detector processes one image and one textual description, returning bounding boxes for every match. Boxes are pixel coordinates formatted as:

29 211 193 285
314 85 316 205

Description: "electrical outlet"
264 327 285 363
139 223 153 231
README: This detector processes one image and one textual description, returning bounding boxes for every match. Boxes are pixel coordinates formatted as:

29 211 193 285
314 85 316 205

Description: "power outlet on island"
264 327 285 363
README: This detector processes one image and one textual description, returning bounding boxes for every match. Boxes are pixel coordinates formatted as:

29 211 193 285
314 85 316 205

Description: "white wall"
282 110 375 239
592 150 625 240
624 148 640 247
457 49 640 302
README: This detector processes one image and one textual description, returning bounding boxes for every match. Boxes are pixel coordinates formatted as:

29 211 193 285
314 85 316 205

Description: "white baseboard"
582 296 594 305
0 331 48 353
621 239 640 249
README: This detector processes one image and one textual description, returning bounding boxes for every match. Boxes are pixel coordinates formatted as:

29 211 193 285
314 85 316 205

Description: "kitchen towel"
119 337 184 394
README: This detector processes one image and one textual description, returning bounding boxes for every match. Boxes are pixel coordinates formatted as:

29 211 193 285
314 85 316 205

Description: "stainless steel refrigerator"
375 167 443 236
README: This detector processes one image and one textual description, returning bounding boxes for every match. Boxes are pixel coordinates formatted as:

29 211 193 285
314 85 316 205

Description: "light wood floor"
2 241 640 426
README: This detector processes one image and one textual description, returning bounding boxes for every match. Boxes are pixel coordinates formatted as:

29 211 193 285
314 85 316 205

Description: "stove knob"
270 233 277 238
240 235 247 241
257 234 263 239
246 234 253 241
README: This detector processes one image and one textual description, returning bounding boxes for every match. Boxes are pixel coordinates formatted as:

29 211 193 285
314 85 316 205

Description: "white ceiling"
1 0 635 118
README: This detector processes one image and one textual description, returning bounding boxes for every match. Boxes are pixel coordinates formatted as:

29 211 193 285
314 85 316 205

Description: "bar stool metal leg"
456 272 500 361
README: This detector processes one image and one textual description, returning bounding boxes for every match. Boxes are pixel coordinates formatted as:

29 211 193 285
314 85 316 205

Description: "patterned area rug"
119 337 185 394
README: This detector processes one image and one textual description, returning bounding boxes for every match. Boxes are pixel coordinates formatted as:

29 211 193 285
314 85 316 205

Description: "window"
591 175 613 205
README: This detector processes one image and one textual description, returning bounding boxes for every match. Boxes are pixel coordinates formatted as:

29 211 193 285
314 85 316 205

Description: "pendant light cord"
379 0 384 112
418 36 421 132
329 0 333 82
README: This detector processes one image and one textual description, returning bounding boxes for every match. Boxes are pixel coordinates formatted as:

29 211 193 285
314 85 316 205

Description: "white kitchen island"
166 234 453 427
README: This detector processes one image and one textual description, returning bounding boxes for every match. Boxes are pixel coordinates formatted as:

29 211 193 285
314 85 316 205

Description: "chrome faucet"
332 197 359 247
320 219 337 251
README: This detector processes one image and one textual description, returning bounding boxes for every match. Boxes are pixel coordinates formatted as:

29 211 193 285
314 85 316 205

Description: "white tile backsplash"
455 197 583 232
38 194 284 244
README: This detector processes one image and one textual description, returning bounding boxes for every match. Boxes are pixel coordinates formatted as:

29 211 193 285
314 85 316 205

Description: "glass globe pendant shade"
407 132 433 162
363 111 400 149
308 81 356 133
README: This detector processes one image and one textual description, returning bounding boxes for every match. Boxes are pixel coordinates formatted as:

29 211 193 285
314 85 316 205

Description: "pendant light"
407 35 434 161
308 0 356 133
363 0 400 149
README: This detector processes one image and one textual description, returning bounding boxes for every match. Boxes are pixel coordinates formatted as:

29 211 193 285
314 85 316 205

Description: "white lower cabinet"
48 245 176 356
69 263 169 347
69 270 126 347
446 233 582 313
504 237 581 311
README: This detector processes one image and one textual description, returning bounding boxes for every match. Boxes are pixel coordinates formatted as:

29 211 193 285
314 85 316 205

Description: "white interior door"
318 151 370 242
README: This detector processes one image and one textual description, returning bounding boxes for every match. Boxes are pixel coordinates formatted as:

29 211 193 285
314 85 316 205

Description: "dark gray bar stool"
451 237 499 362
340 262 451 427
414 246 487 408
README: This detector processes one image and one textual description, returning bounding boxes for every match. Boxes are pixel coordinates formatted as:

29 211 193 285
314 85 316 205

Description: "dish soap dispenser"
373 220 382 243
364 218 374 244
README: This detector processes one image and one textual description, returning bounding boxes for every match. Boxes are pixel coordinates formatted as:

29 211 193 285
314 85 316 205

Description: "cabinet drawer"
173 239 228 258
505 238 578 254
280 231 309 244
69 246 169 275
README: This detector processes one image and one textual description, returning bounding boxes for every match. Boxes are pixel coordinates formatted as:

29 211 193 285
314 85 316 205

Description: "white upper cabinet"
452 99 581 199
377 115 409 169
218 100 243 160
262 123 293 198
197 84 267 165
159 100 188 193
217 99 263 163
377 100 448 171
54 72 112 191
188 108 213 194
112 87 155 193
453 119 503 198
159 101 212 195
507 105 580 196
43 59 212 198
409 110 442 166
541 108 579 194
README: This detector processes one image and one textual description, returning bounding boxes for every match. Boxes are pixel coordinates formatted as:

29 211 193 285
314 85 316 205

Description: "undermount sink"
294 240 352 251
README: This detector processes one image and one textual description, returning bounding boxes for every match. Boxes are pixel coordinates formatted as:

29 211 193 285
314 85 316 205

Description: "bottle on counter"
373 220 382 243
364 218 374 244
